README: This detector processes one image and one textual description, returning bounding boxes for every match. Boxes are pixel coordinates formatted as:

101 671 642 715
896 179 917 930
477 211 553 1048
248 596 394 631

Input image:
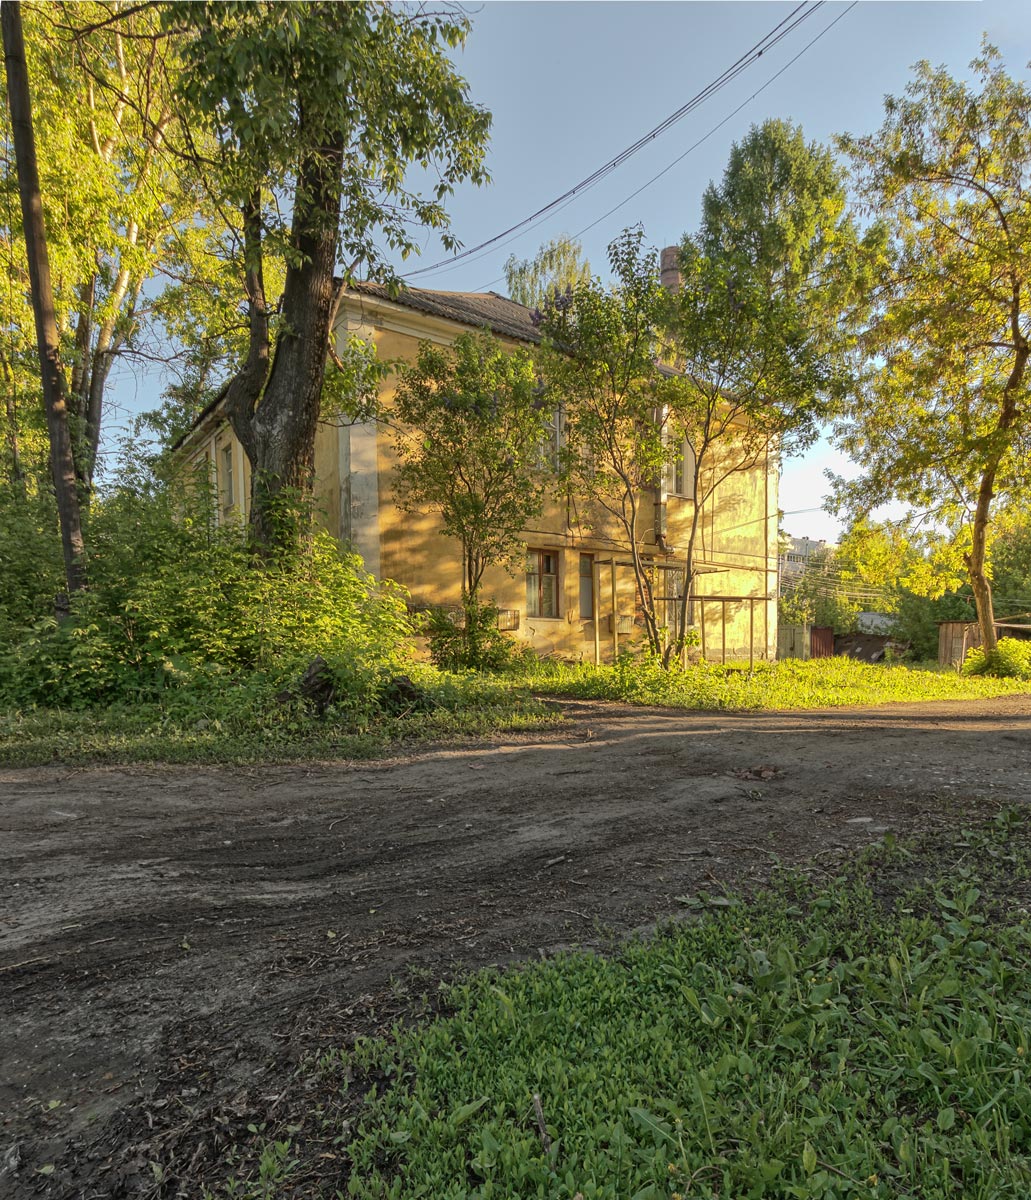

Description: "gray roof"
350 281 541 344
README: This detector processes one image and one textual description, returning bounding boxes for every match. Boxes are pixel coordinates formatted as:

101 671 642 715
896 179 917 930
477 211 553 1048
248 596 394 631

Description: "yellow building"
177 281 779 664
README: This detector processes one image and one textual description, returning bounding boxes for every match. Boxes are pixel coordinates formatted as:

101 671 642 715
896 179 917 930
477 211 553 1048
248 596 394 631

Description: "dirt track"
3 696 1031 1197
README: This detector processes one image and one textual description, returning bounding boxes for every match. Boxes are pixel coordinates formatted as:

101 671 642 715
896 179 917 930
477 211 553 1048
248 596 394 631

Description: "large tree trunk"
967 340 1028 654
225 136 344 556
2 1 86 592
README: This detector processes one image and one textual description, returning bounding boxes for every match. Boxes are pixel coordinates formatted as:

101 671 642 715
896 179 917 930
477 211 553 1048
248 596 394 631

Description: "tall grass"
527 655 1031 710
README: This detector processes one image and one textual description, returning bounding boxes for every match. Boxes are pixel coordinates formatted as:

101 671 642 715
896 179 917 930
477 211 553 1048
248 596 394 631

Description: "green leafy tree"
986 506 1031 615
700 119 874 351
504 235 591 308
778 546 861 633
835 46 1031 653
3 3 220 498
166 0 491 554
391 332 553 662
537 229 677 656
664 120 871 658
2 0 86 593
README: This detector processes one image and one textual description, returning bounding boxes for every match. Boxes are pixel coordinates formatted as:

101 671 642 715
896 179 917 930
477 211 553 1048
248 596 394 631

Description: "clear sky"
111 1 1031 540
379 0 1031 542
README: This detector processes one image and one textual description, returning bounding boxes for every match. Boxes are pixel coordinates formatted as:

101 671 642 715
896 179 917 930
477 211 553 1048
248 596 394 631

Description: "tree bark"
966 340 1029 655
223 191 267 471
2 1 86 592
247 136 344 553
220 134 344 556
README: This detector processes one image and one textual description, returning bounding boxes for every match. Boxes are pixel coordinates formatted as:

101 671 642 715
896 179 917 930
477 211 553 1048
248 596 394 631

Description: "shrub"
0 484 64 639
0 464 411 712
962 636 1031 680
425 601 529 673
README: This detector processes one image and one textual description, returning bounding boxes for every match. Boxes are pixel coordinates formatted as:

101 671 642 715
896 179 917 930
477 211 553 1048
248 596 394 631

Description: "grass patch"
300 810 1031 1199
5 657 1028 767
0 668 556 767
527 655 1031 710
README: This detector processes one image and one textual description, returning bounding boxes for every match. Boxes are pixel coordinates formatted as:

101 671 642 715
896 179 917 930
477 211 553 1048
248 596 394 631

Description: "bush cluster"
424 601 532 674
0 468 410 717
962 637 1031 681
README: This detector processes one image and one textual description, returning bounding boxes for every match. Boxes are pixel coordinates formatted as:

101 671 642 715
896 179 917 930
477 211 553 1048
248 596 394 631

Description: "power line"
569 4 858 246
402 1 824 282
468 1 858 294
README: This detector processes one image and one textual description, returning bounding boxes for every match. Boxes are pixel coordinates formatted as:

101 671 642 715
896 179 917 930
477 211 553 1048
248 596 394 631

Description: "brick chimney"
660 245 682 294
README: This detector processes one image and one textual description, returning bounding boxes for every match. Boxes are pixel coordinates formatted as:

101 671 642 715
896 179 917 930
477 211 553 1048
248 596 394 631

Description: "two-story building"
176 277 780 664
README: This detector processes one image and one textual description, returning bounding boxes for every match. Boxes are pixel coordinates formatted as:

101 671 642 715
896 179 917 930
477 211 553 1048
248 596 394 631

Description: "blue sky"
384 0 1031 542
112 1 1031 540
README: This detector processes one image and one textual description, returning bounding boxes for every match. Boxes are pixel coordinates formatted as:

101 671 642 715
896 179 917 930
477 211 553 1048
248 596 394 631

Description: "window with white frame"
666 436 696 498
537 406 563 472
220 443 235 517
526 549 559 618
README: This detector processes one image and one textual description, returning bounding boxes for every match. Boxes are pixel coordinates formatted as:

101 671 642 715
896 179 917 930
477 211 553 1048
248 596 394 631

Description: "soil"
3 695 1031 1198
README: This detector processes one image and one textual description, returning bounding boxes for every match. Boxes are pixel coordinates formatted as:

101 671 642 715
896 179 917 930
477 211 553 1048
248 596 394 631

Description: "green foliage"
778 546 862 634
167 0 490 261
338 812 1031 1198
0 458 410 711
529 655 1030 711
834 46 1031 645
2 3 223 493
667 122 873 657
890 588 974 661
700 118 877 348
0 668 558 768
504 235 591 308
537 229 676 656
392 332 553 602
963 637 1031 680
989 508 1031 615
0 483 64 637
321 334 388 425
425 603 529 675
152 0 493 552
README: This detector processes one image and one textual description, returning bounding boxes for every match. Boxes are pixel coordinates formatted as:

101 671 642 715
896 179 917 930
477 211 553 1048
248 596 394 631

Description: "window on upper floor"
665 436 696 498
537 407 563 472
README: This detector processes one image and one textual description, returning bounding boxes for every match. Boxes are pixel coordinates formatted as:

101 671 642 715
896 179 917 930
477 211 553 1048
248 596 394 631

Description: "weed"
328 812 1031 1199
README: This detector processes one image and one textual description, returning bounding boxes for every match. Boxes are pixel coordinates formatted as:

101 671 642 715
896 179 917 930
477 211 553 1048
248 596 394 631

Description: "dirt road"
2 696 1030 1197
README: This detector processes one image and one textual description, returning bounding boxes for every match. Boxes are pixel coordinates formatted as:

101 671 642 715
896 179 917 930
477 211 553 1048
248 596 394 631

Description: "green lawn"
527 656 1031 710
3 659 1027 767
282 811 1031 1200
0 669 555 767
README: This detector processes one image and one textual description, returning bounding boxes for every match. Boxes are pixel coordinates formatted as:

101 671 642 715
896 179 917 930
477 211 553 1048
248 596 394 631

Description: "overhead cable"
471 1 858 293
402 1 824 281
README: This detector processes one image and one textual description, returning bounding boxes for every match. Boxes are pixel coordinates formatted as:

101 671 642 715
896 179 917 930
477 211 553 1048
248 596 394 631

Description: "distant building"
779 535 834 579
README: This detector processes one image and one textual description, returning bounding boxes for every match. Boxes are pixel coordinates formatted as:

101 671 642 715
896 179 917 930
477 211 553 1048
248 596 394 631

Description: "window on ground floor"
220 442 235 519
527 549 559 617
579 553 595 620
